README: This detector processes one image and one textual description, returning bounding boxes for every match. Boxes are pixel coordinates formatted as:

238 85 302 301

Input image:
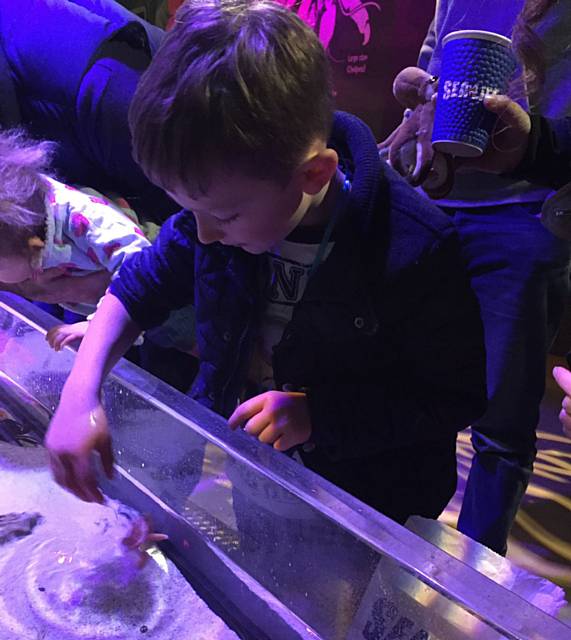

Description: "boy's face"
167 172 306 254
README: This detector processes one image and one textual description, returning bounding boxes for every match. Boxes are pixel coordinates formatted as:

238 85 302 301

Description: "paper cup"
432 30 516 158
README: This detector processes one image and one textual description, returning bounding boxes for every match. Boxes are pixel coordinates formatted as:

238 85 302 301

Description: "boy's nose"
196 218 223 245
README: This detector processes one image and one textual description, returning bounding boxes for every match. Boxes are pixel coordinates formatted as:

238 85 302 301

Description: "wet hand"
46 321 89 351
228 391 312 451
45 400 114 503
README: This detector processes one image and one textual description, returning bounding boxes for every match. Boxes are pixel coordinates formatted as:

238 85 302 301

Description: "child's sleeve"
66 195 151 274
306 228 487 459
109 211 198 331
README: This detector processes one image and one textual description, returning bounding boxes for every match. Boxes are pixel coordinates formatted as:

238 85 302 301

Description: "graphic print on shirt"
249 240 333 393
268 258 307 306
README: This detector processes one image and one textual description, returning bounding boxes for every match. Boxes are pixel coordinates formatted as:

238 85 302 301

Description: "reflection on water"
26 535 163 638
0 443 238 640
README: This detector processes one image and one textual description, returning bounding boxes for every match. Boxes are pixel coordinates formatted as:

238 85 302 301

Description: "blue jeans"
443 202 570 555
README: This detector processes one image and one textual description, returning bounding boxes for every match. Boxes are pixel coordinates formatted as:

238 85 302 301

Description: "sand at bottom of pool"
0 442 239 640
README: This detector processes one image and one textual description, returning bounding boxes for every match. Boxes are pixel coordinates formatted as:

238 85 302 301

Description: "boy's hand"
46 321 89 351
228 391 312 451
553 367 571 438
45 399 114 503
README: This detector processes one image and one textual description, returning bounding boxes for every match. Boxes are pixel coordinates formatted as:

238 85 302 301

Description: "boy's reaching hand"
228 391 312 451
46 321 89 351
45 400 114 504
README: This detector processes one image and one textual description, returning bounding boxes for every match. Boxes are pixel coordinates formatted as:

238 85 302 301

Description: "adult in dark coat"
0 0 177 305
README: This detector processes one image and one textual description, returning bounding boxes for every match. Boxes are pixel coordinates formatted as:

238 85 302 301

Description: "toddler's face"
167 171 305 254
0 255 34 283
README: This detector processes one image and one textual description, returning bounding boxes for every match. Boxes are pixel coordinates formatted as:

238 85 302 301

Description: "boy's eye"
219 213 240 225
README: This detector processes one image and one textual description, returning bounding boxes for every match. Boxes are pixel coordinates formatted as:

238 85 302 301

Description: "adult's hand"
553 366 571 438
45 395 114 503
0 268 110 304
455 95 531 175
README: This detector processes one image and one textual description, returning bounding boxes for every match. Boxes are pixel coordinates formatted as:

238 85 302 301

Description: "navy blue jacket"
513 115 571 189
0 0 176 222
112 112 487 518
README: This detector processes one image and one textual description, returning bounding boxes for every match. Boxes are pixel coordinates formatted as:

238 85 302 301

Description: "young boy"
45 0 486 523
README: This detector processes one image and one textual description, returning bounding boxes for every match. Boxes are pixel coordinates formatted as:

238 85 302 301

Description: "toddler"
0 129 150 350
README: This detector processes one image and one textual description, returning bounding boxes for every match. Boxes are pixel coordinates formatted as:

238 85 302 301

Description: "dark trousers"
302 437 458 525
445 202 570 555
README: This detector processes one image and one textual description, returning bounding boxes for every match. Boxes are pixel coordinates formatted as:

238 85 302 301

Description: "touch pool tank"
0 293 568 640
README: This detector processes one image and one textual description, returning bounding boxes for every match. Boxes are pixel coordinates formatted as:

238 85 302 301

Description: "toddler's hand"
46 321 89 351
228 391 312 451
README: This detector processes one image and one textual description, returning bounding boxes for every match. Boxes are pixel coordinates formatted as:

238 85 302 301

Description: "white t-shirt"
249 227 335 393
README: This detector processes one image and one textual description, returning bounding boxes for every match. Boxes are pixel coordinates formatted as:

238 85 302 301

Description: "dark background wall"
117 0 436 141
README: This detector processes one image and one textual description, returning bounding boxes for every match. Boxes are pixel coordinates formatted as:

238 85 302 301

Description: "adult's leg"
453 202 570 555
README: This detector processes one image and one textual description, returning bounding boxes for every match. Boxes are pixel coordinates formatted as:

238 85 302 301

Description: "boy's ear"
298 149 339 196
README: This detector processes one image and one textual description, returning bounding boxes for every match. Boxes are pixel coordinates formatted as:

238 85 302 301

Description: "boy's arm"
306 231 487 458
109 210 198 329
45 211 199 502
45 293 141 502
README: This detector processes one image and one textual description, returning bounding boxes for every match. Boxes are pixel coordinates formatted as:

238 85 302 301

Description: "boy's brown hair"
0 129 50 255
129 0 334 192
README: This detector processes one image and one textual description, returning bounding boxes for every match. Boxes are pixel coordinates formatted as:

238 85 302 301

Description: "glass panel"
0 294 568 640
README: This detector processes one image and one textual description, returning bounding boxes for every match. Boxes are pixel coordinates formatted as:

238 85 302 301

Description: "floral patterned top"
41 176 150 315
